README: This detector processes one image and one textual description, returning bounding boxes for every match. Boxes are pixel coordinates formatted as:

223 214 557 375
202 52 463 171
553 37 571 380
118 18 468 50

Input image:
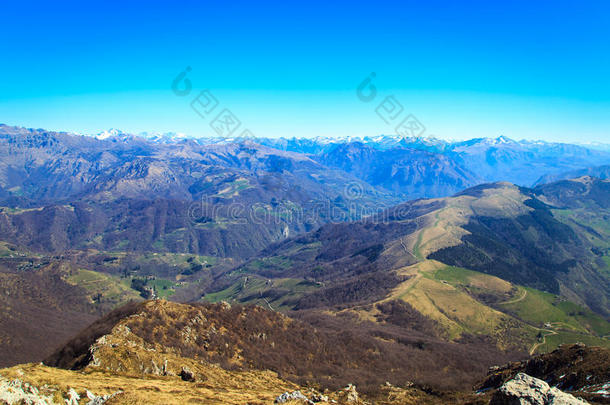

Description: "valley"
0 125 609 403
4 2 610 403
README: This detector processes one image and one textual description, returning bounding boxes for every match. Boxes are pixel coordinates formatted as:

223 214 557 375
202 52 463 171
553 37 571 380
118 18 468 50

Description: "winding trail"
498 288 559 355
529 329 558 355
501 288 528 305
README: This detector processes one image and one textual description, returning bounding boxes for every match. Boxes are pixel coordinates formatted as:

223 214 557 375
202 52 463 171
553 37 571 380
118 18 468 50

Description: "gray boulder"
275 390 312 404
490 373 588 405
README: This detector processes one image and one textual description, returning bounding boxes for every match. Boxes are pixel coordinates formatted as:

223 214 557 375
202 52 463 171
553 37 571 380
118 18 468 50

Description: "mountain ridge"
2 299 607 404
203 180 610 354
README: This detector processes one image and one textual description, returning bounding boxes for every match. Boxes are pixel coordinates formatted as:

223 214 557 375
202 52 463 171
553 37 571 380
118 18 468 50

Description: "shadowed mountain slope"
44 300 517 392
0 125 399 259
535 164 610 186
316 142 481 199
213 180 610 316
203 180 610 357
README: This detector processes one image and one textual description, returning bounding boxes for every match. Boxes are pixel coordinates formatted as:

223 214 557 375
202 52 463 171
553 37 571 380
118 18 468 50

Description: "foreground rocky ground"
0 300 608 404
489 373 589 404
0 366 600 404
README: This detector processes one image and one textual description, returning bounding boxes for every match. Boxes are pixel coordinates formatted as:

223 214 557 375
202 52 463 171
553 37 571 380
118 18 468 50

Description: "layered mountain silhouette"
213 180 610 315
0 124 609 404
535 164 610 185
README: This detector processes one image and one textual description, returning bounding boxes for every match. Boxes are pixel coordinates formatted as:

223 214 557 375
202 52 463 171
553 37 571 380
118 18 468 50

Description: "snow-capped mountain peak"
96 128 127 140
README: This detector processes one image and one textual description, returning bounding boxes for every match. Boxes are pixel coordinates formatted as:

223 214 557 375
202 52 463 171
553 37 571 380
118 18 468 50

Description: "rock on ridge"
0 375 121 405
490 373 588 405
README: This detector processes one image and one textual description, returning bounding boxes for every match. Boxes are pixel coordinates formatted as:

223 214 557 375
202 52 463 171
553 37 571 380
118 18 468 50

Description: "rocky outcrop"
0 377 55 405
480 344 610 402
83 389 122 405
490 373 588 405
0 375 121 405
275 390 311 403
274 390 330 404
341 384 359 403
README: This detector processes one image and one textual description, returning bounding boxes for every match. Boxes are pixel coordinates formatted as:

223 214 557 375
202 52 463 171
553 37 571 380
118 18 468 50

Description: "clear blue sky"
1 0 609 142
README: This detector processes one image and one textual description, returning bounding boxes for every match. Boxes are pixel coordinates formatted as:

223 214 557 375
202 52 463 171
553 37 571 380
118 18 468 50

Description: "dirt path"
496 287 565 355
549 321 588 334
529 329 557 355
497 287 560 355
502 288 528 305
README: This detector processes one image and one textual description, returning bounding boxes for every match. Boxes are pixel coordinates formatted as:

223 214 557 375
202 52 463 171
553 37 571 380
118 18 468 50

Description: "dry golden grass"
334 184 543 349
0 299 512 404
331 260 534 351
333 184 541 337
1 362 297 405
1 363 450 404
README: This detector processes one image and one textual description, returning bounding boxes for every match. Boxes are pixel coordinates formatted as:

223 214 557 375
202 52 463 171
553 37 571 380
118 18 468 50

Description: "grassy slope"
200 183 610 356
58 183 610 358
403 184 610 352
178 258 610 354
338 259 610 354
66 269 140 306
0 362 483 405
381 261 536 349
65 250 228 303
203 276 321 311
426 263 610 353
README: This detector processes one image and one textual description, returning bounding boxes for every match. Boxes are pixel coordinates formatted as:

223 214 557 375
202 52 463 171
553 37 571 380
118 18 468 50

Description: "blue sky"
1 0 609 142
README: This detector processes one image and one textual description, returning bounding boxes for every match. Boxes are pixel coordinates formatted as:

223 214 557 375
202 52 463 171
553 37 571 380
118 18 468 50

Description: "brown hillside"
0 259 98 367
45 300 519 392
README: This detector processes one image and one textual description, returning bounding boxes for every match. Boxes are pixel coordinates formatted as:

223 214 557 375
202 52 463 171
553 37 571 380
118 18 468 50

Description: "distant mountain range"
0 125 395 259
534 164 610 185
89 128 610 187
259 135 610 186
1 123 608 258
95 128 610 156
0 124 609 400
